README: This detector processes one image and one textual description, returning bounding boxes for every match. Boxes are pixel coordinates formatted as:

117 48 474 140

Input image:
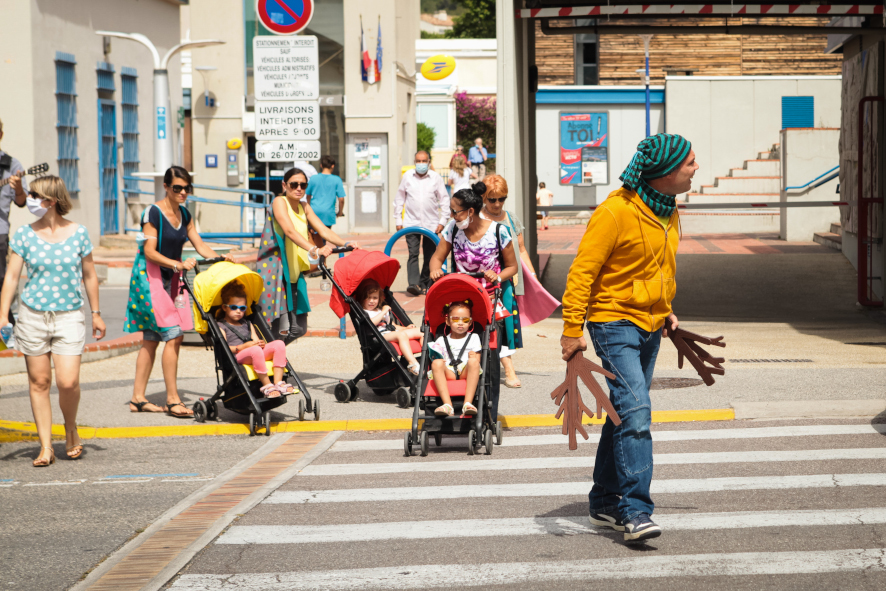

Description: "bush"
447 0 495 39
455 91 495 164
417 122 436 154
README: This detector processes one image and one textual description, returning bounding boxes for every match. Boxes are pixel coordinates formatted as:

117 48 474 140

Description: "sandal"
129 400 164 413
260 383 282 399
275 381 296 395
505 377 522 389
462 402 478 416
407 363 420 376
33 446 55 467
66 429 83 460
434 403 454 417
165 402 194 418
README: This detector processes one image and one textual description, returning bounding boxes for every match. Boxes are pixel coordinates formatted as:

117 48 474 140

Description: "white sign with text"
253 35 319 101
255 101 319 140
255 140 322 162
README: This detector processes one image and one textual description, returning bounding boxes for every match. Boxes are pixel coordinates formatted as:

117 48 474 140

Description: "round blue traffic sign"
256 0 313 36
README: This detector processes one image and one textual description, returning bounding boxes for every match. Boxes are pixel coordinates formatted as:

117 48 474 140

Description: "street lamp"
95 31 224 198
636 34 653 138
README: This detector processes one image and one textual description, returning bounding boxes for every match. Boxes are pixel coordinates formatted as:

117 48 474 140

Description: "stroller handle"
330 245 355 254
463 271 499 284
196 256 227 266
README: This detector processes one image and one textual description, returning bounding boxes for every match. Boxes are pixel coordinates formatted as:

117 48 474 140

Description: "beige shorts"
13 304 86 356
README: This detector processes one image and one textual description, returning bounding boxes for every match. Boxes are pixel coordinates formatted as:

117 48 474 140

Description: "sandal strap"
167 402 186 410
129 400 148 410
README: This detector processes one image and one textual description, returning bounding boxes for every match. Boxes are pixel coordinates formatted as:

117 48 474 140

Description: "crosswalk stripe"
264 472 886 504
170 548 886 589
301 447 886 476
216 507 886 545
329 424 886 452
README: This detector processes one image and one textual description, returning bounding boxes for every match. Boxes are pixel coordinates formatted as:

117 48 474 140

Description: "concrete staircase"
813 222 843 250
685 146 780 205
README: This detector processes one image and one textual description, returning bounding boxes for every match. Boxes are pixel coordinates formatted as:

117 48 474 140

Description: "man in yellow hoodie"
560 133 698 544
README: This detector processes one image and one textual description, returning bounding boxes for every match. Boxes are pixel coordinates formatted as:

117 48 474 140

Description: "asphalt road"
0 435 269 591
163 418 886 590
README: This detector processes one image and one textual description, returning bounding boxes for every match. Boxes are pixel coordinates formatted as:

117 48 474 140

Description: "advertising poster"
559 112 609 186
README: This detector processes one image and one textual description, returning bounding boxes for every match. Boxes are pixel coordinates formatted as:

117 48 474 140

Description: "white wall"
666 76 842 192
536 99 665 205
780 128 841 241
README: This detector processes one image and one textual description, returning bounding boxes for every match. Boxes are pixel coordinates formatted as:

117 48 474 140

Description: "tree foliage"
417 122 437 154
455 91 495 156
446 0 495 39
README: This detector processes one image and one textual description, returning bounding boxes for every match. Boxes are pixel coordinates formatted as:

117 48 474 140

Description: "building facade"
0 0 183 241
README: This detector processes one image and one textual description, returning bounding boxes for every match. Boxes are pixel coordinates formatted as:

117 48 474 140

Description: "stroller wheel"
348 383 360 401
207 401 218 421
313 399 321 421
248 413 257 436
263 410 272 436
403 432 413 457
298 398 306 421
193 400 207 423
495 421 503 445
467 429 477 456
484 429 494 455
419 431 429 457
434 433 442 447
334 382 351 403
394 387 411 409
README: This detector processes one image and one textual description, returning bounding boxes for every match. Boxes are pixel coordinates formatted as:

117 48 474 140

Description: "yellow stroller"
183 259 318 436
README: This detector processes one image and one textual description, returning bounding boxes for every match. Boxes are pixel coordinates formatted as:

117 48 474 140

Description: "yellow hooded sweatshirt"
562 187 679 338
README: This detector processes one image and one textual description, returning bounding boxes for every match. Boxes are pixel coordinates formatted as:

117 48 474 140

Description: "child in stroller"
356 278 423 376
217 281 294 398
428 300 481 417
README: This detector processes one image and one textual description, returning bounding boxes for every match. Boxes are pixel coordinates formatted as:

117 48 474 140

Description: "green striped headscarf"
619 133 691 218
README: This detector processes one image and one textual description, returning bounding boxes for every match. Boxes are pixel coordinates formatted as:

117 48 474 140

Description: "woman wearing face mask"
0 176 106 466
429 182 518 420
125 166 234 418
478 174 536 389
258 167 358 342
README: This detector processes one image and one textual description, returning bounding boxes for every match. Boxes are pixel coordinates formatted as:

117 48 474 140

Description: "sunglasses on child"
225 304 248 311
169 184 193 194
287 181 309 190
447 316 472 324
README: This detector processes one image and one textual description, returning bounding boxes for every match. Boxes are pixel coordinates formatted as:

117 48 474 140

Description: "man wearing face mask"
0 118 28 325
468 137 487 181
394 151 449 296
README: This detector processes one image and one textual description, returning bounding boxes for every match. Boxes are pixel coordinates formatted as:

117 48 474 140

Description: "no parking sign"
256 0 314 36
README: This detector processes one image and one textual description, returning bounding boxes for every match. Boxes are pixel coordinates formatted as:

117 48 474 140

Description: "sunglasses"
170 184 192 194
225 304 248 312
448 316 472 324
287 181 309 190
450 207 469 216
486 197 507 204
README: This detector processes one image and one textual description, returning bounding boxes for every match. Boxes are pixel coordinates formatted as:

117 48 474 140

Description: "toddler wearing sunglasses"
427 301 482 417
216 281 293 398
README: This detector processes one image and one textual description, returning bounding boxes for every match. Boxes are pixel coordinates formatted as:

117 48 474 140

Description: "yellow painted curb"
0 409 733 441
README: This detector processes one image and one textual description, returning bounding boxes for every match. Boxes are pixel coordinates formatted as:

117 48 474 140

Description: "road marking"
161 477 215 482
219 507 886 545
170 548 886 589
23 480 85 486
329 424 886 452
104 473 200 479
301 447 886 476
265 472 886 504
94 479 154 484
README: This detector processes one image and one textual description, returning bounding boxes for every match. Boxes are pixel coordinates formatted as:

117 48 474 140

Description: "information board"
253 36 319 101
255 140 321 162
255 101 319 140
559 112 609 186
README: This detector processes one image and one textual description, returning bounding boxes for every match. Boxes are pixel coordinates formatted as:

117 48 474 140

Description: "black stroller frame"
318 249 420 408
179 257 318 436
405 272 504 457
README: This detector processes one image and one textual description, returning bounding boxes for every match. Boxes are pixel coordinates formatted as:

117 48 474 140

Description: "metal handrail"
785 166 839 191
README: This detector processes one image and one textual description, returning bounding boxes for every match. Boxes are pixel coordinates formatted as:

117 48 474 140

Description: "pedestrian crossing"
168 420 886 590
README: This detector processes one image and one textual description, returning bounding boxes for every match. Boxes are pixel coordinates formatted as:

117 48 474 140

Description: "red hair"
482 174 508 200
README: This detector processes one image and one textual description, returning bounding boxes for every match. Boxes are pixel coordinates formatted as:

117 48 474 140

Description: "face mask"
27 196 49 219
455 215 471 230
415 163 429 175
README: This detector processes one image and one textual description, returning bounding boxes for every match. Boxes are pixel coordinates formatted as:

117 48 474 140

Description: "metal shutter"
782 96 814 129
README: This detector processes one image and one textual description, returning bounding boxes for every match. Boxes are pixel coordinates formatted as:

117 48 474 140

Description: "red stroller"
326 250 422 407
405 273 503 456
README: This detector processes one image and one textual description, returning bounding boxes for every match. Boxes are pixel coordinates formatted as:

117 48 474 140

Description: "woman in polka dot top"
0 176 105 467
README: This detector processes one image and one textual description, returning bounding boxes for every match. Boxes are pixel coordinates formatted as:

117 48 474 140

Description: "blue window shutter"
782 96 814 129
55 54 79 196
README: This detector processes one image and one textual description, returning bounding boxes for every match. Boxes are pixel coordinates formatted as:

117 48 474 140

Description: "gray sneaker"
623 513 662 543
588 509 624 532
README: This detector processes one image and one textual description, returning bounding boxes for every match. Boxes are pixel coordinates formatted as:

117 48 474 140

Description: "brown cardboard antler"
551 351 621 451
665 327 726 386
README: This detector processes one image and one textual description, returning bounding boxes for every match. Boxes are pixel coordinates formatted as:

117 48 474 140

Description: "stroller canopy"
424 274 493 331
330 250 401 318
192 262 264 334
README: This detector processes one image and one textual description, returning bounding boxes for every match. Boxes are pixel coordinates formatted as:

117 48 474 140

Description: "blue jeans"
587 319 661 522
